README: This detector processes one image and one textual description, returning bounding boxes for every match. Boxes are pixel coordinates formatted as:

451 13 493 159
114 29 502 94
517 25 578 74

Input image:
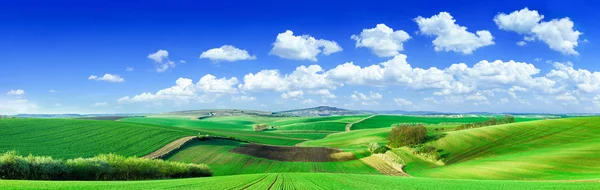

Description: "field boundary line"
346 115 376 131
142 136 198 159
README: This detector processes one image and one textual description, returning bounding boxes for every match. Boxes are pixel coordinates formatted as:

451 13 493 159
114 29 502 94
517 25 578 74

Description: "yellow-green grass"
166 139 380 176
410 117 600 180
2 173 599 190
0 118 195 159
298 127 391 158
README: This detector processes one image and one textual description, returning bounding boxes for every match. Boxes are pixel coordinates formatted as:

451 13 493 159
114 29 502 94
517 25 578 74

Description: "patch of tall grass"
0 151 211 180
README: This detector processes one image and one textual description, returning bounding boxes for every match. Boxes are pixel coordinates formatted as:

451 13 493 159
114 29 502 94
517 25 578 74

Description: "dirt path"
345 115 376 131
142 136 197 159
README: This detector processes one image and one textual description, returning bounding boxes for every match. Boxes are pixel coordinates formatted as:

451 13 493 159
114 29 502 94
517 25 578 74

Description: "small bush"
253 124 269 131
367 142 389 154
388 124 428 148
412 145 440 160
0 151 211 180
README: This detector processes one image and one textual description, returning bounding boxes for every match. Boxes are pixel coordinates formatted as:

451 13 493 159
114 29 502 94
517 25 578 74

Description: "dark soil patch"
230 144 352 162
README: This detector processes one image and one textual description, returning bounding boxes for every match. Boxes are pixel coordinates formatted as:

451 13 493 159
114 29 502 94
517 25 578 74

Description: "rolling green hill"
1 173 598 190
351 115 494 130
403 117 600 180
166 139 379 176
0 118 196 158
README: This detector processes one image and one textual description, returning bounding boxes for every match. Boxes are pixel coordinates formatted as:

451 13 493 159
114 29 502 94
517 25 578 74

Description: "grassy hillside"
166 139 379 176
2 173 599 190
203 115 367 132
351 115 494 130
121 117 308 145
122 116 369 145
298 127 390 151
407 117 600 180
0 118 195 158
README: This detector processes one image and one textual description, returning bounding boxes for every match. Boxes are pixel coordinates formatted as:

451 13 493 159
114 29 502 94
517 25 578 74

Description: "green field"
0 118 195 158
2 114 599 189
2 173 599 190
166 139 379 176
351 115 521 130
398 117 600 180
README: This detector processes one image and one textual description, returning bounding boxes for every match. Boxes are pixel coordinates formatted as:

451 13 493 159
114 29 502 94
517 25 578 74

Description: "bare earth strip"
361 154 410 176
142 136 198 159
230 143 354 162
346 115 376 131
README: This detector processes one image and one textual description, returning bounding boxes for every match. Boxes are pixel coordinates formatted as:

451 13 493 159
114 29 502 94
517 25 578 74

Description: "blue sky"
1 0 599 114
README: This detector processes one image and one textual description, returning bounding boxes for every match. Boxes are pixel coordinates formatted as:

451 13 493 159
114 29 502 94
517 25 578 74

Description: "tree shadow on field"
437 149 450 160
426 133 447 143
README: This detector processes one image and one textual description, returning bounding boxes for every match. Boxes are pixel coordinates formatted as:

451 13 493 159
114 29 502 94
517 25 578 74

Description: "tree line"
0 151 211 180
455 115 516 130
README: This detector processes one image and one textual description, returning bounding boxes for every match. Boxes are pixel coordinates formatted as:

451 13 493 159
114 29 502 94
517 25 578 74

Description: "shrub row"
0 151 211 180
455 115 516 130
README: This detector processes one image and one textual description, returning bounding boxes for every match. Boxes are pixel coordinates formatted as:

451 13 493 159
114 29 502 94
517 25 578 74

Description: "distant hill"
11 113 140 118
160 109 272 118
274 106 372 117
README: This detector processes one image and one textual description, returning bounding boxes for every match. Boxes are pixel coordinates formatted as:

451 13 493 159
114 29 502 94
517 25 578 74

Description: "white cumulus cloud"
88 74 124 83
494 8 582 55
200 45 256 62
414 12 494 54
270 30 342 61
148 49 177 72
281 90 304 99
351 24 411 57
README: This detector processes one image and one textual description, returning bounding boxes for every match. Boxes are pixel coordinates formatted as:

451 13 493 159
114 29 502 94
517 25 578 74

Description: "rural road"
142 136 197 159
345 115 376 131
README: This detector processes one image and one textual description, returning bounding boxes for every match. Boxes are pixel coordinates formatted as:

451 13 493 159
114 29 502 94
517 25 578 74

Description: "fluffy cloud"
238 70 289 92
414 12 494 54
200 45 256 62
351 24 411 57
327 55 462 93
197 74 239 94
326 54 560 98
495 8 582 55
270 30 342 61
350 91 382 105
88 74 125 83
546 62 600 93
494 8 544 34
148 50 177 72
532 18 582 55
239 65 335 92
281 90 304 99
6 89 25 96
393 98 413 106
126 67 134 72
119 75 238 104
516 41 527 46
